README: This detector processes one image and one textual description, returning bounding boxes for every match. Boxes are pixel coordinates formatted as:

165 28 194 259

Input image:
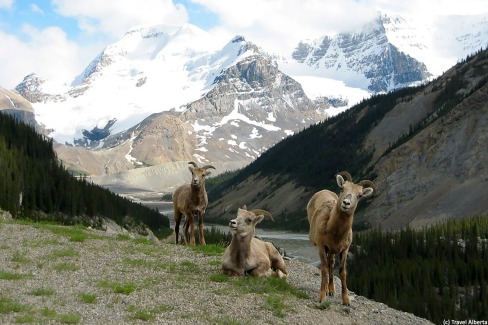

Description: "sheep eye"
357 194 362 199
246 218 252 224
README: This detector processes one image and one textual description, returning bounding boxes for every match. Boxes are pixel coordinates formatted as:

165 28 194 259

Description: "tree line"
0 112 169 231
348 215 488 324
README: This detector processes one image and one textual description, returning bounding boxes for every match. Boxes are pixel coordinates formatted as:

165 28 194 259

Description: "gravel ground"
0 221 434 325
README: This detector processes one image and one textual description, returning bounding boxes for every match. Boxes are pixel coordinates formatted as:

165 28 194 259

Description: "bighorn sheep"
173 161 215 245
222 206 287 278
307 171 375 305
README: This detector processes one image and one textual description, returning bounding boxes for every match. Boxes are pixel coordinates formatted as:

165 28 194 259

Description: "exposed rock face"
360 63 488 229
180 52 327 163
0 87 44 131
14 74 64 103
291 14 432 93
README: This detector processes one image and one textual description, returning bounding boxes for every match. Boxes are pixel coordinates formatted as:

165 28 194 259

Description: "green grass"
0 297 28 314
233 276 308 299
122 258 152 268
50 247 79 258
209 273 229 283
132 238 153 245
169 261 199 273
53 263 79 272
28 288 55 296
128 304 173 321
191 244 226 257
11 251 30 264
14 313 36 323
33 223 90 242
58 312 81 324
265 295 288 318
78 293 97 304
314 300 332 310
116 234 131 241
0 270 32 280
40 307 57 318
212 316 249 325
97 280 137 295
208 260 221 266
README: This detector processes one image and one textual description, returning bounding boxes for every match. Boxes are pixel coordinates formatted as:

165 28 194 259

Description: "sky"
0 0 487 90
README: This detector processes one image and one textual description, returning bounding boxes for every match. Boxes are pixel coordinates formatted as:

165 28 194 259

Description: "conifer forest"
0 112 169 231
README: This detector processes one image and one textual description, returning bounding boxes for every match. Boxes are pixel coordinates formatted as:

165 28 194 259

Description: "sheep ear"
241 205 247 210
361 187 374 198
204 171 212 177
336 175 346 188
188 166 194 173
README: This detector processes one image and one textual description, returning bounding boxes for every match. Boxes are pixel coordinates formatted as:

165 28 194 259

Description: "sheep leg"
318 247 329 302
249 265 273 278
188 214 196 246
339 250 350 306
327 253 335 296
174 210 182 245
198 212 206 245
183 216 192 245
270 256 288 278
222 268 241 277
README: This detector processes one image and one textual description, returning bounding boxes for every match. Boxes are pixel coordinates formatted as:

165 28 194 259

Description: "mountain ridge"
4 12 488 198
205 48 488 231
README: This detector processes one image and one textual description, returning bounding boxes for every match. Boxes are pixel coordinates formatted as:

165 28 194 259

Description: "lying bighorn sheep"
307 171 375 305
222 206 287 278
173 161 215 245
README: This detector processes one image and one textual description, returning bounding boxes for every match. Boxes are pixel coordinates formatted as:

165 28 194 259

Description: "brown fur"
222 207 287 278
307 172 375 305
172 162 215 245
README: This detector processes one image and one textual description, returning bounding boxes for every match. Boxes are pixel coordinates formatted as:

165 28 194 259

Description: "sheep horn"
188 161 199 167
202 165 216 170
337 171 352 182
358 180 376 194
251 209 274 222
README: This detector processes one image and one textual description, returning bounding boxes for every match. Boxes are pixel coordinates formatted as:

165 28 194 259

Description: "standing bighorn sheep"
307 171 375 305
172 161 215 245
222 206 287 278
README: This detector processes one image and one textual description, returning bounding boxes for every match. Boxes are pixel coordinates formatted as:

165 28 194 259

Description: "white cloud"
0 0 190 89
0 0 12 9
1 0 487 90
52 0 189 39
192 0 488 54
30 4 44 15
0 26 82 89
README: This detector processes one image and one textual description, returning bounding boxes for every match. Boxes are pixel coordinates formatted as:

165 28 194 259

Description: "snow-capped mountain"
10 11 488 193
282 12 488 94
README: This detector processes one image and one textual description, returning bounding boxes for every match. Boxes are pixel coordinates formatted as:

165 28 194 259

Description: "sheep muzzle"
229 219 237 229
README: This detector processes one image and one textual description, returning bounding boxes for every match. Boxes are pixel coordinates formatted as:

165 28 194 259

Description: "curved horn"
188 161 199 167
251 209 274 222
202 164 216 170
337 171 352 182
358 180 376 194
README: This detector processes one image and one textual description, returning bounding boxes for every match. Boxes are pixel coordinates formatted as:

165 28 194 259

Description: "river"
140 199 319 264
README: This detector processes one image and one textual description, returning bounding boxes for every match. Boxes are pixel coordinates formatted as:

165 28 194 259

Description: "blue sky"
0 0 487 89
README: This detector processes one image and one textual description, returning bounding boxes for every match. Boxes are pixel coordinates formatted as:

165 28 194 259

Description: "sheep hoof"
327 292 334 296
